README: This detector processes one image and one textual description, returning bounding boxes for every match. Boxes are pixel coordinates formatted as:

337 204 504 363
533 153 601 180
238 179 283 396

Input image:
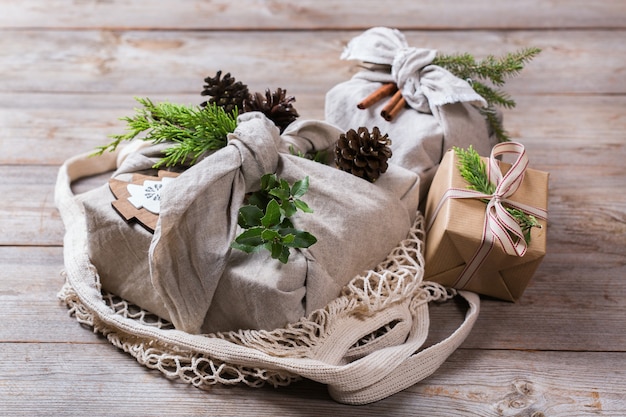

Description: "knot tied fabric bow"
341 27 487 114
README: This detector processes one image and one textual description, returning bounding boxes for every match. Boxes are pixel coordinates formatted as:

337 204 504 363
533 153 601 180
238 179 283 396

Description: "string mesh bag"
55 113 479 405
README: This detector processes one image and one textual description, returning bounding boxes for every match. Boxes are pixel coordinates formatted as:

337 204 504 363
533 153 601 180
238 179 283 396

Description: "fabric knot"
391 47 438 113
342 27 487 113
228 112 282 191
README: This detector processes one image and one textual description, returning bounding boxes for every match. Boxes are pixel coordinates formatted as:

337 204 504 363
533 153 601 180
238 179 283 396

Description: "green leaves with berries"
231 174 317 264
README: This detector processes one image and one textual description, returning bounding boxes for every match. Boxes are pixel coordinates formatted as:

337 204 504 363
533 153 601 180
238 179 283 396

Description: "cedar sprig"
93 98 237 168
288 145 328 164
434 47 541 142
455 145 495 195
454 146 540 244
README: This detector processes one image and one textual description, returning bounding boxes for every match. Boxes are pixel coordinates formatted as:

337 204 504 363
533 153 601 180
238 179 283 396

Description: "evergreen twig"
231 173 317 264
479 106 510 142
433 48 541 86
454 146 540 244
433 47 541 142
288 145 328 164
92 98 237 168
469 81 516 109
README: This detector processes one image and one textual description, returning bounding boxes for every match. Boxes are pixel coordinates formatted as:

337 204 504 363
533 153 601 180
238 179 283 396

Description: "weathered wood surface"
1 1 625 415
1 30 624 95
1 343 624 417
2 0 625 29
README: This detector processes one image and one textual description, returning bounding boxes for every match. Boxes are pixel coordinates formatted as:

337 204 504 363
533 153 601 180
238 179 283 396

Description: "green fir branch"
469 81 516 109
433 47 541 142
92 98 237 168
479 106 510 142
453 146 540 244
433 47 541 87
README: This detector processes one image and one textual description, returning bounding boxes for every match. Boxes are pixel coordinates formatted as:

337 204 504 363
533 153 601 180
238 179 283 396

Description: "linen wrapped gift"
424 142 548 301
325 27 498 203
79 112 421 334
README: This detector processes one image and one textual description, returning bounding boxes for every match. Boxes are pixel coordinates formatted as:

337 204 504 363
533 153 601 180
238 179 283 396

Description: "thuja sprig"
288 145 328 164
455 145 495 195
231 173 317 264
92 98 237 168
454 146 540 244
434 47 541 142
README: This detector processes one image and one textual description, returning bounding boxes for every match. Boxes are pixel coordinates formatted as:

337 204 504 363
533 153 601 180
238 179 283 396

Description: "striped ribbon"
426 142 548 289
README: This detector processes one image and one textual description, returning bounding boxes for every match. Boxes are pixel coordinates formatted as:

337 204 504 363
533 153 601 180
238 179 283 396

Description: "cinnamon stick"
381 90 406 121
357 83 397 109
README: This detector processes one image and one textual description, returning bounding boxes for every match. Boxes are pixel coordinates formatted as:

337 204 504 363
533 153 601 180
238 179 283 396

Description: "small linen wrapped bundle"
325 27 498 202
78 112 421 334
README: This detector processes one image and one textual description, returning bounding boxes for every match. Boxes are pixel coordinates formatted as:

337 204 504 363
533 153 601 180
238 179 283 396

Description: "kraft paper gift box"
424 143 549 301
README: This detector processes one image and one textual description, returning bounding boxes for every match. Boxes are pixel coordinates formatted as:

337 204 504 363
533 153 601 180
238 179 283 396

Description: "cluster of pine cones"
201 71 298 133
202 71 392 182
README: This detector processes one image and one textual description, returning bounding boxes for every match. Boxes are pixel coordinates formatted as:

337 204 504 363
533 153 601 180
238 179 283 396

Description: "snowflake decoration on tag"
127 177 176 215
109 171 179 233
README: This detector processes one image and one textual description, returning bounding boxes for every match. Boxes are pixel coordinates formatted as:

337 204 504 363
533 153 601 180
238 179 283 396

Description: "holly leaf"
269 188 290 202
282 228 317 248
261 199 282 228
279 178 291 193
277 245 290 264
261 228 280 242
293 198 313 213
280 200 297 217
247 192 269 210
260 173 279 191
262 241 291 263
231 227 264 252
291 176 310 198
281 233 295 245
270 241 283 258
238 205 264 228
279 217 294 229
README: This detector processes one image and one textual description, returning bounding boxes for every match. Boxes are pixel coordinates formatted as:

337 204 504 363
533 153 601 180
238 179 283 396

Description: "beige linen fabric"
325 27 498 203
80 113 421 334
55 146 479 404
55 110 480 405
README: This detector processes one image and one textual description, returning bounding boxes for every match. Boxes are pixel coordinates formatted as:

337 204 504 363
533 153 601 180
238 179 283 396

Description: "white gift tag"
127 177 175 214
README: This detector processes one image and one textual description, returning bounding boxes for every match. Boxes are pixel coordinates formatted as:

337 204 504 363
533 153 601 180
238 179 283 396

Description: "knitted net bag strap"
55 149 479 405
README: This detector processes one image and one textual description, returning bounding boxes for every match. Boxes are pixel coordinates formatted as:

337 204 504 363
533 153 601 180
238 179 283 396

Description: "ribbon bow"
426 142 547 289
342 27 486 115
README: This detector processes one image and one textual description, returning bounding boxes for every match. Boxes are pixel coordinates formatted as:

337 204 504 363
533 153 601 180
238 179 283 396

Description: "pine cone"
243 88 299 132
335 127 392 182
200 71 249 114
